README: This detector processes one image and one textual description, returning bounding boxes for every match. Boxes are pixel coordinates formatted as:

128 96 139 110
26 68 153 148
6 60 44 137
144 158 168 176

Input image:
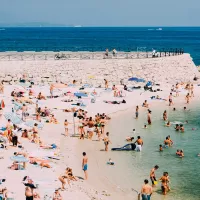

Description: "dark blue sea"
0 27 200 65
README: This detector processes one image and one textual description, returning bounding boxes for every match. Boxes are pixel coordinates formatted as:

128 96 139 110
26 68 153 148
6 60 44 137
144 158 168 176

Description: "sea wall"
0 53 198 85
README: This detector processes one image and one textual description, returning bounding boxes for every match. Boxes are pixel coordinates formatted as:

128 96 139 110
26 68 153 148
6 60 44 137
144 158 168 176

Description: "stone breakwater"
0 53 198 85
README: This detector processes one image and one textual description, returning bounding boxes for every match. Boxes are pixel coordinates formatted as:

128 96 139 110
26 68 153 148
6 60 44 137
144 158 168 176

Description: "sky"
0 0 199 26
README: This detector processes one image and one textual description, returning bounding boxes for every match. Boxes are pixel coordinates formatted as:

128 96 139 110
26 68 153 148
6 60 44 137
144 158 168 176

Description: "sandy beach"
0 52 200 200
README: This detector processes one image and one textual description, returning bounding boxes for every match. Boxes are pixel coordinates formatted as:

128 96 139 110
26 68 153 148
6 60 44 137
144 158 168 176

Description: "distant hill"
0 22 75 27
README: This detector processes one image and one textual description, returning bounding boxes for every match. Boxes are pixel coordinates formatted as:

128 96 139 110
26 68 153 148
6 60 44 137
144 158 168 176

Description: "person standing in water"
140 179 153 200
147 110 152 125
159 172 170 195
134 136 143 151
163 110 167 121
135 106 139 119
150 165 159 187
82 152 88 180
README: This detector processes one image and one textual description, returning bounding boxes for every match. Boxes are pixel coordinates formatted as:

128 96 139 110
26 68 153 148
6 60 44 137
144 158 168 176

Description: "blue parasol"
74 93 88 97
4 112 22 124
10 155 29 163
25 120 44 129
128 77 145 83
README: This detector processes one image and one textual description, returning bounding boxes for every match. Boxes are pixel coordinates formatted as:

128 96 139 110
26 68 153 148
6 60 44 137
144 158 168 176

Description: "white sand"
0 53 199 200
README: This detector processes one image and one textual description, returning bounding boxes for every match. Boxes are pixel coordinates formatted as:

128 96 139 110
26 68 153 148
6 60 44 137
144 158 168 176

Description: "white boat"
156 28 162 31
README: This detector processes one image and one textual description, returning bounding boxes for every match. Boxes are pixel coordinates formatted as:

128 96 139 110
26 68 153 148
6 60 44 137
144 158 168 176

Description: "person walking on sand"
169 93 173 106
82 152 88 180
150 165 159 187
104 132 111 151
50 84 54 98
135 105 139 119
21 103 28 121
185 93 190 104
175 83 179 97
104 79 108 89
147 110 152 125
64 119 68 136
141 179 153 200
190 84 194 97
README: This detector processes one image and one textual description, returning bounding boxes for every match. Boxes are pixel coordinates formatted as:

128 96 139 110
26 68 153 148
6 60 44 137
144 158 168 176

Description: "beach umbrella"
74 92 88 97
1 100 5 108
4 112 22 124
10 155 29 163
25 120 44 129
128 77 145 83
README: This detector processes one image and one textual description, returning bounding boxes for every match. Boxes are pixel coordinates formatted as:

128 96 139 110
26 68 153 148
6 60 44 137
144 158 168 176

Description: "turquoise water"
99 102 200 200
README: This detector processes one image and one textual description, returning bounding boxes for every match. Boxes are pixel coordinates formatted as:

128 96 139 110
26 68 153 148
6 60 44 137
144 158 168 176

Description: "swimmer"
180 124 184 132
164 137 171 147
133 129 136 134
159 144 163 152
173 108 176 111
143 125 147 129
167 135 174 145
165 121 171 127
176 149 181 156
175 124 180 131
179 150 184 157
126 137 134 142
197 154 200 157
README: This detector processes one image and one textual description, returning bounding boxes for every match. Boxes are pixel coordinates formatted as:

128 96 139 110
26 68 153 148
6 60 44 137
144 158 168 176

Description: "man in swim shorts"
150 165 159 186
134 136 143 151
82 152 88 180
141 179 152 200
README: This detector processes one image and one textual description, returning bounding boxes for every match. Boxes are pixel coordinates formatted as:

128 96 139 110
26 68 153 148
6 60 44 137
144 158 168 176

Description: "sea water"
0 27 200 65
93 102 200 200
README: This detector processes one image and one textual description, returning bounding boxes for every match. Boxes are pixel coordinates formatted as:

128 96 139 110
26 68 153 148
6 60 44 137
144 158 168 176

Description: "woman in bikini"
100 117 106 136
104 132 111 151
87 117 95 140
32 123 39 143
64 119 68 136
58 168 71 190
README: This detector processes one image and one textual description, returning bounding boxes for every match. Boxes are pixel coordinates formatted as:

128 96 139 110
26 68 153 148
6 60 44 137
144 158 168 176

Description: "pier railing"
0 48 184 61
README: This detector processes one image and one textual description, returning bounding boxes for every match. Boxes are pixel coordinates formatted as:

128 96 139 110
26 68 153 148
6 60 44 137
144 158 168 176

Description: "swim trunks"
136 145 142 152
141 194 151 200
150 176 156 185
26 196 34 200
83 164 88 171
